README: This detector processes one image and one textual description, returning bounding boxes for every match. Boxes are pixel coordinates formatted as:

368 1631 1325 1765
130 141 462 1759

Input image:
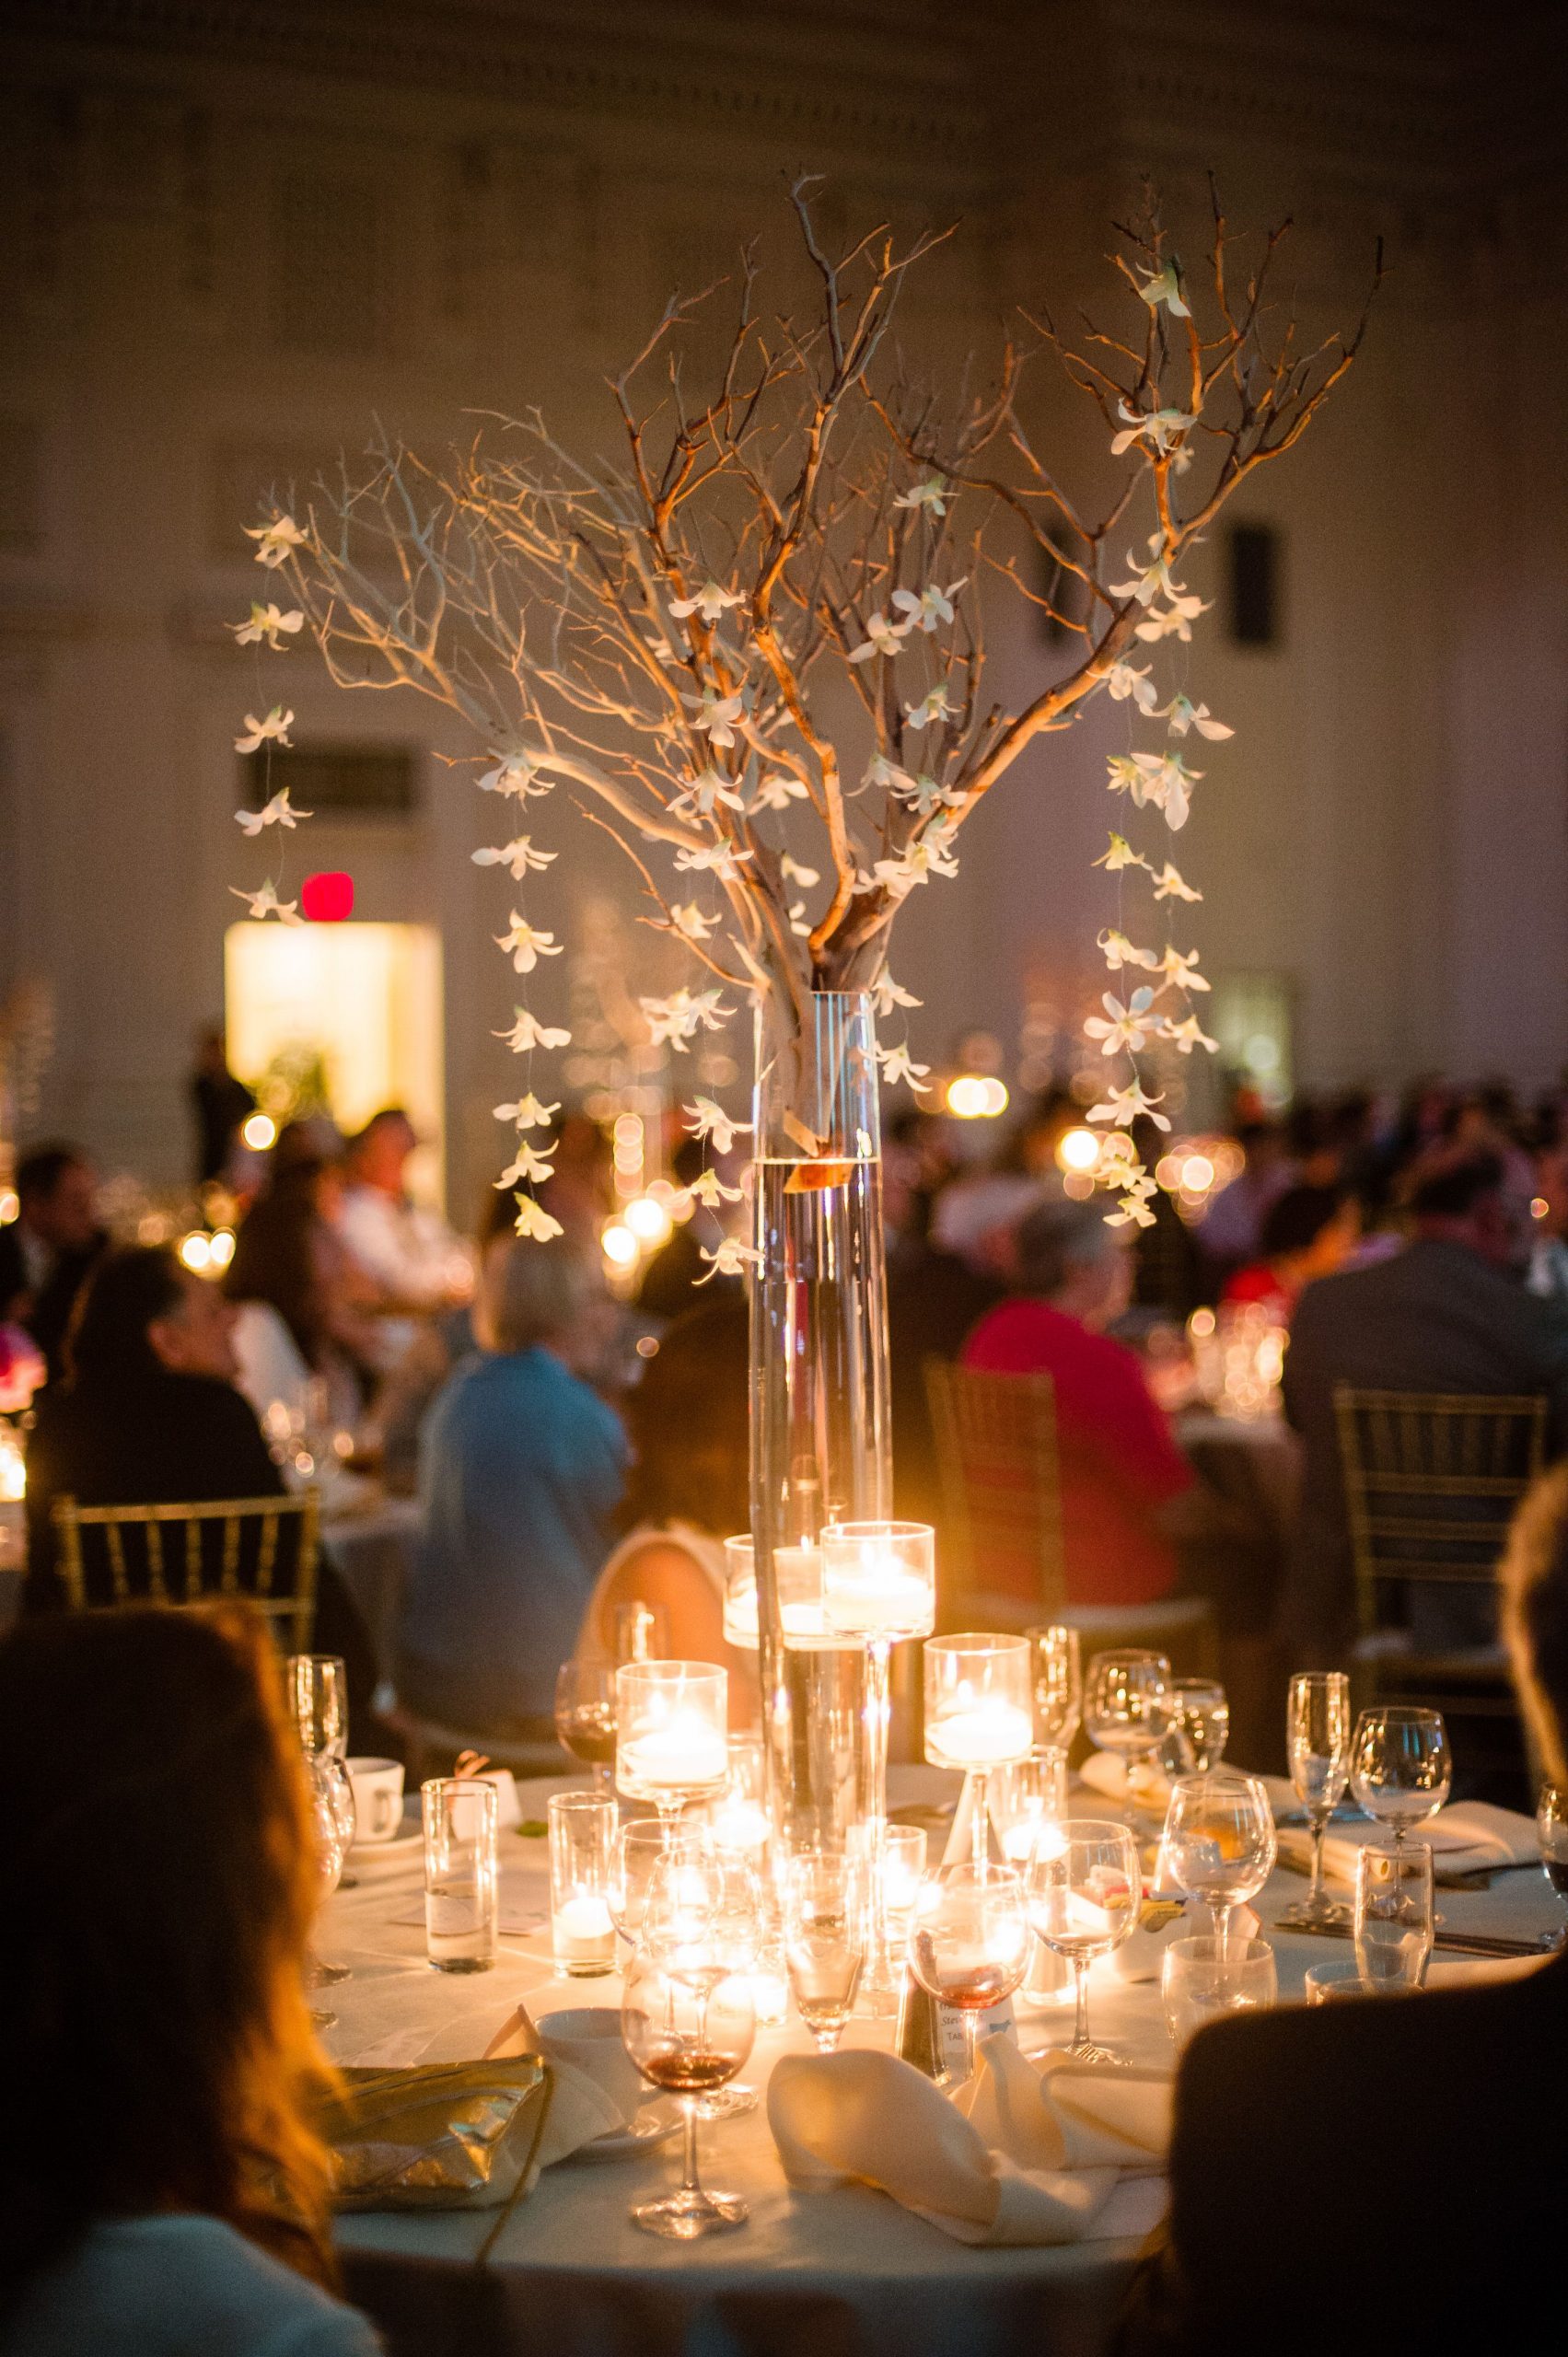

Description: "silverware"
1281 1919 1548 1960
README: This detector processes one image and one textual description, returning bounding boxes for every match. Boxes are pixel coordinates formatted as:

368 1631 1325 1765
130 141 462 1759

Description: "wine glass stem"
1307 1816 1328 1911
1073 1956 1091 2050
970 1772 989 1870
962 2006 980 2084
1213 1902 1232 1954
680 2096 702 2200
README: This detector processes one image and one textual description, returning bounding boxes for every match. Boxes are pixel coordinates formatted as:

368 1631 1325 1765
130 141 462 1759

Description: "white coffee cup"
478 1768 521 1831
347 1755 405 1844
534 2006 644 2118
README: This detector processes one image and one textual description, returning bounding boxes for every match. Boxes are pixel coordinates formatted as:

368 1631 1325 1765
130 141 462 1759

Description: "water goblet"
1538 1784 1568 1949
554 1659 618 1793
1167 1679 1230 1772
1022 1819 1141 2064
1161 1933 1276 2049
1277 1670 1353 1931
1160 1771 1277 1951
1084 1650 1172 1811
782 1849 866 2054
621 1943 754 2240
1349 1707 1451 1853
1354 1841 1434 1993
908 1862 1032 2086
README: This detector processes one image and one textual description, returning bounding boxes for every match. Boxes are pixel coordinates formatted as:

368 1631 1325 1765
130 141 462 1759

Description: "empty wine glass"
1278 1670 1353 1931
1349 1708 1451 1853
554 1660 618 1792
1354 1841 1434 1992
1026 1623 1082 1766
1084 1650 1171 1808
1167 1679 1229 1772
1023 1818 1141 2064
1160 1771 1277 1950
782 1849 866 2054
1538 1784 1568 1949
621 1943 754 2239
908 1863 1032 2086
609 1820 712 1949
306 1758 348 2024
285 1654 347 1760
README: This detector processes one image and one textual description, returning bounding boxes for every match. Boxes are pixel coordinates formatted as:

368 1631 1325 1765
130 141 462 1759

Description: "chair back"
52 1490 320 1653
924 1359 1066 1630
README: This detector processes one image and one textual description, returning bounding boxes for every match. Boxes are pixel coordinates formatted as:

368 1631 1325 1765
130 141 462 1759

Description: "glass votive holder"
880 1823 927 1944
709 1736 771 1860
994 1749 1070 1865
422 1777 499 1973
923 1634 1035 1771
615 1659 729 1815
549 1791 618 1978
819 1521 936 1642
1305 1960 1369 2006
722 1538 833 1650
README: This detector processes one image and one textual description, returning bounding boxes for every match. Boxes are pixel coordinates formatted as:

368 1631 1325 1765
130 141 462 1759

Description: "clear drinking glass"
1349 1707 1451 1852
1538 1784 1568 1948
1026 1624 1083 1759
907 1863 1032 2085
549 1791 618 1977
621 1943 755 2240
615 1660 728 1823
645 1846 765 2122
1084 1650 1172 1809
285 1654 348 1759
554 1659 619 1793
1354 1841 1434 1992
782 1849 866 2053
1161 1933 1276 2048
615 1602 669 1665
422 1778 499 1973
305 1756 347 2026
306 1756 354 1986
1278 1669 1353 1931
1167 1679 1230 1772
1305 1960 1366 2005
1159 1771 1277 1949
1023 1818 1141 2064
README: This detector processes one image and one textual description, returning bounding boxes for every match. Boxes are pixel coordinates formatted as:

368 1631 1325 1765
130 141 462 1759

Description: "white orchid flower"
1107 755 1145 801
513 1194 564 1243
873 825 959 900
685 1098 751 1155
788 900 811 938
1152 862 1202 902
683 1167 743 1209
877 1042 931 1093
494 1093 561 1129
245 516 307 568
1097 928 1159 972
696 1237 761 1284
1134 599 1209 644
870 969 923 1018
1106 660 1160 713
1110 401 1197 458
479 750 551 800
235 786 308 836
232 602 304 650
893 475 949 517
472 836 556 880
1133 261 1190 318
863 751 913 794
234 705 294 754
667 903 717 943
1167 1014 1220 1055
686 687 746 748
750 772 808 813
890 578 967 634
495 1141 556 1189
848 610 911 664
670 766 746 819
228 880 302 924
669 581 745 624
642 989 733 1049
893 771 958 819
1106 1190 1159 1229
902 683 957 732
1160 695 1233 741
1087 1078 1170 1132
1130 750 1203 829
494 915 563 974
1095 833 1147 874
1157 945 1210 993
674 840 754 877
494 1009 571 1052
1084 987 1159 1056
780 853 819 888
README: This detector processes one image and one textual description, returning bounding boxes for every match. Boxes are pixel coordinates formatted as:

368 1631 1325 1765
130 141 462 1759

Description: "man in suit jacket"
1116 1460 1568 2357
1280 1150 1568 1661
0 1144 110 1385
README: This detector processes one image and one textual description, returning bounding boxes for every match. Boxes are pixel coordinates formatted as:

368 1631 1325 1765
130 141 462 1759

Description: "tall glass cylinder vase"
749 990 891 1857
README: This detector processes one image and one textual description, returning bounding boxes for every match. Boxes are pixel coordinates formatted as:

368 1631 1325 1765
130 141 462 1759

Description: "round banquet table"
323 1767 1560 2357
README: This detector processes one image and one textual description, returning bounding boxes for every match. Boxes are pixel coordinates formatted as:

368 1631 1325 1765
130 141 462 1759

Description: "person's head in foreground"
1014 1190 1132 1332
0 1607 338 2316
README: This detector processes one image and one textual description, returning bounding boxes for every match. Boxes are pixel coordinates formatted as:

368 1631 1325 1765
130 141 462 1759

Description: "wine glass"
609 1818 710 1950
1026 1623 1082 1782
306 1758 348 2026
908 1863 1032 2086
1538 1784 1568 1949
1084 1650 1171 1808
615 1601 670 1664
285 1654 348 1760
319 1751 359 1893
1023 1819 1141 2064
621 1942 754 2239
554 1660 618 1793
1349 1707 1451 1853
1159 1771 1277 1951
782 1849 866 2054
1278 1670 1353 1931
1354 1841 1434 1992
683 1848 765 2120
1167 1679 1229 1772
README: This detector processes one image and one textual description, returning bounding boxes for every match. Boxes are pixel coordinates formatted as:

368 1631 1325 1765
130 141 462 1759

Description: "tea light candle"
618 1714 728 1792
547 1789 618 1978
820 1522 936 1641
928 1698 1034 1770
552 1891 616 1976
722 1540 841 1651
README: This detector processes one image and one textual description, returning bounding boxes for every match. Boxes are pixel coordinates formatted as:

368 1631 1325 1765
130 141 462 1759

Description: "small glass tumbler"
422 1777 499 1973
1353 1840 1434 1993
1161 1933 1276 2049
550 1791 618 1978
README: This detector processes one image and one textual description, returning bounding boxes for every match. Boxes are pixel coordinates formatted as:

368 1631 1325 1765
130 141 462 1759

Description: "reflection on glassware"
614 1601 669 1665
1084 1650 1171 1810
621 1945 754 2240
1160 1771 1277 1949
1539 1784 1568 1949
615 1661 728 1821
1161 1933 1276 2048
720 1538 836 1652
783 1849 866 2053
1167 1679 1230 1772
880 1824 927 1952
609 1819 712 1949
1277 1670 1353 1931
422 1778 499 1973
554 1659 618 1793
549 1791 618 1977
1349 1708 1451 1852
908 1863 1031 2086
1353 1841 1434 1992
1023 1817 1141 2065
709 1736 770 1861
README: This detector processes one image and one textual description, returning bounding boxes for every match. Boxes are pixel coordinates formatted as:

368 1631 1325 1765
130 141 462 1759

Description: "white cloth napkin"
482 2004 637 2168
768 2038 1170 2247
1275 1799 1539 1887
1078 1751 1173 1810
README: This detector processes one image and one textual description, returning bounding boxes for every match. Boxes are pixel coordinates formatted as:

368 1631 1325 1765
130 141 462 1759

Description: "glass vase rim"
924 1630 1032 1656
615 1658 727 1687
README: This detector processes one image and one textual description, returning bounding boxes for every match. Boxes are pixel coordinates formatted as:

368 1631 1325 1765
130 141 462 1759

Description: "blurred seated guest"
634 1138 743 1322
398 1235 627 1737
188 1023 255 1188
0 1608 380 2357
336 1109 472 1371
1527 1137 1568 1315
961 1192 1191 1606
1282 1151 1568 1663
224 1142 369 1434
1114 1462 1568 2357
22 1248 377 1722
1220 1184 1360 1322
0 1144 110 1383
537 1112 615 1259
1194 1119 1291 1284
575 1297 754 1716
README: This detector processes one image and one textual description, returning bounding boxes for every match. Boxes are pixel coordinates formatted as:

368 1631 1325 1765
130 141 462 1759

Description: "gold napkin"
322 2059 554 2212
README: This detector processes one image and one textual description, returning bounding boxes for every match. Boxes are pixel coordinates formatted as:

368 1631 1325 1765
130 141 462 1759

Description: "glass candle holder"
994 1749 1070 1866
709 1736 771 1862
422 1778 499 1973
924 1634 1034 1869
615 1660 729 1820
549 1791 618 1978
721 1538 834 1651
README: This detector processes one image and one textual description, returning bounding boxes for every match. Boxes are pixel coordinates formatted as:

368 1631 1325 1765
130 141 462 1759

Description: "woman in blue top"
0 1606 380 2356
398 1236 629 1737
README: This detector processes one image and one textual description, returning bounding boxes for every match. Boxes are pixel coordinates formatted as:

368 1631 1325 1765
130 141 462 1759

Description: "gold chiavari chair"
52 1491 320 1654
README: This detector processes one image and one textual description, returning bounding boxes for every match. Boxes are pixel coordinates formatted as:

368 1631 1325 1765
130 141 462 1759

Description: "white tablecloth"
325 1768 1558 2357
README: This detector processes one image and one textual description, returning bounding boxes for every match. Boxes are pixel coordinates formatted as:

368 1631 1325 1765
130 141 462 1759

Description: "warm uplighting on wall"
241 1112 277 1152
1055 1126 1100 1174
946 1074 1009 1120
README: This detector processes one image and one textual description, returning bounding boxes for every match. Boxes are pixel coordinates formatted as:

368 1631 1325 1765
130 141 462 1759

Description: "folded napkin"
1079 1751 1172 1810
768 2039 1171 2247
482 2003 637 2167
1275 1799 1539 1887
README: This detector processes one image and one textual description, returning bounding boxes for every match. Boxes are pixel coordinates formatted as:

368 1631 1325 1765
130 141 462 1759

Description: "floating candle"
927 1701 1034 1771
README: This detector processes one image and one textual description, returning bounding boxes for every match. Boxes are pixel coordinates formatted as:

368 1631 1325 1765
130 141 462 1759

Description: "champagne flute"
306 1758 347 2025
1278 1670 1353 1931
1023 1818 1141 2064
907 1863 1032 2086
1353 1841 1434 1992
554 1660 618 1792
782 1849 865 2054
1084 1650 1171 1809
285 1654 348 1761
1538 1784 1568 1950
1025 1622 1082 1778
621 1943 754 2239
1160 1771 1277 1952
1349 1707 1451 1854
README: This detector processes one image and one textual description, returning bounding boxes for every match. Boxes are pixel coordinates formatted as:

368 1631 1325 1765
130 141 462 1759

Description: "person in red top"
961 1191 1192 1607
1220 1183 1359 1323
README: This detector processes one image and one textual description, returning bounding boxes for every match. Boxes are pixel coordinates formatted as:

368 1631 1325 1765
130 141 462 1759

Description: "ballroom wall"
0 0 1562 1208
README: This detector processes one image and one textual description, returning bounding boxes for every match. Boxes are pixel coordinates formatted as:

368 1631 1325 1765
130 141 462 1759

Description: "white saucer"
346 1822 424 1879
569 2101 683 2163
